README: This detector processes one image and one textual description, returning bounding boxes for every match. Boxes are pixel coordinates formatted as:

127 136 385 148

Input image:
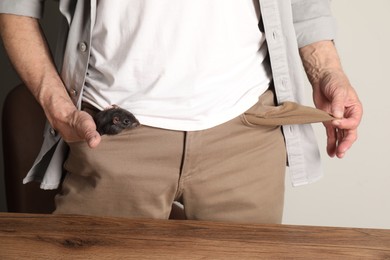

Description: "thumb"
85 130 101 148
75 111 101 148
330 92 345 119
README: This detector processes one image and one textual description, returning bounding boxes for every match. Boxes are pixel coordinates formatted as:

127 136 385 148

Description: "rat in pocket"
93 105 140 135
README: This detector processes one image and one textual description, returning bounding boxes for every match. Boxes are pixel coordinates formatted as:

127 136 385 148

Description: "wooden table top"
0 212 389 259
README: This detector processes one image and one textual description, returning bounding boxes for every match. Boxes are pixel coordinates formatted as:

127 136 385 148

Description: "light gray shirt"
0 0 336 189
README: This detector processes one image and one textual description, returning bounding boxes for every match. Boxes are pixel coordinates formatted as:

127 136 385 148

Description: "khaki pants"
54 89 332 224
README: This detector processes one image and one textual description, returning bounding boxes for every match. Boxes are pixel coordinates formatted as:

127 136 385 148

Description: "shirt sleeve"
0 0 45 19
291 0 337 48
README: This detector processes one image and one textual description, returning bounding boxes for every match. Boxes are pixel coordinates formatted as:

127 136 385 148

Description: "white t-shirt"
84 0 271 131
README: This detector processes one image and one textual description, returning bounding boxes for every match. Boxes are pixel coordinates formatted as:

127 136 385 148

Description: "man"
0 0 362 223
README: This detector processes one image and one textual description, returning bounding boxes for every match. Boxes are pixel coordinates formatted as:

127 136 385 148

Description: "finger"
332 104 363 130
73 111 101 148
330 92 346 119
336 129 358 158
80 115 101 148
336 128 345 158
86 131 101 148
325 123 337 158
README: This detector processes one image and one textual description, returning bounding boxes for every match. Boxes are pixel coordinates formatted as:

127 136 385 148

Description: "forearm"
299 40 362 158
0 13 78 127
299 40 344 87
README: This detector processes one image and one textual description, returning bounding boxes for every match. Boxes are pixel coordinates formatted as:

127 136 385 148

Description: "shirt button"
282 78 288 87
272 31 278 40
49 128 57 136
79 42 88 52
70 89 78 97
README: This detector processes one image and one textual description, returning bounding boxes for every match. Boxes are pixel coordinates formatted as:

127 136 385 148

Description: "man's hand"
300 41 363 158
43 98 101 148
1 14 101 148
46 103 101 148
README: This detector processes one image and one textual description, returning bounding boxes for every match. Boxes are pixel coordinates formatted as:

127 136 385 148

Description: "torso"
84 0 271 130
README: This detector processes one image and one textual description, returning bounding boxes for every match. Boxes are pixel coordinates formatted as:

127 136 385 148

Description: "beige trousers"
54 89 332 224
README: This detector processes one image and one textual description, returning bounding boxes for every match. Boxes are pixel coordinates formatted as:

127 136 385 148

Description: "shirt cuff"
0 0 44 19
294 16 337 48
292 0 337 48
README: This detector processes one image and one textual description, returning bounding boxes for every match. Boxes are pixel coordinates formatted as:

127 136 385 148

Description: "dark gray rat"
94 105 140 135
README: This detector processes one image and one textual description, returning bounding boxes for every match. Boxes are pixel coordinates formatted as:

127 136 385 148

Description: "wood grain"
0 213 389 259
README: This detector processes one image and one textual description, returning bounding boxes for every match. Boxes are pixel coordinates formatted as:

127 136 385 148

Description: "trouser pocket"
242 89 333 127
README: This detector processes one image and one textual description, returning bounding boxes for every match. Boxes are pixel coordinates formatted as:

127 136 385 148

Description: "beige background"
1 0 389 229
283 0 390 229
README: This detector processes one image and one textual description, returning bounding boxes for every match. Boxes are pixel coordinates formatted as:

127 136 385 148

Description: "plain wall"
283 0 390 229
1 0 389 229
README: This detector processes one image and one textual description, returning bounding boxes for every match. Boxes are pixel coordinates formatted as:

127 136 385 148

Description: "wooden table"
0 213 389 259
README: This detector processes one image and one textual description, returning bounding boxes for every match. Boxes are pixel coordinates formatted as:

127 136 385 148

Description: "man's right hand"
1 14 101 148
45 102 101 148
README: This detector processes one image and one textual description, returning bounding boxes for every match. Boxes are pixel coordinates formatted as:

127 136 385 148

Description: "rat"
93 105 140 135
